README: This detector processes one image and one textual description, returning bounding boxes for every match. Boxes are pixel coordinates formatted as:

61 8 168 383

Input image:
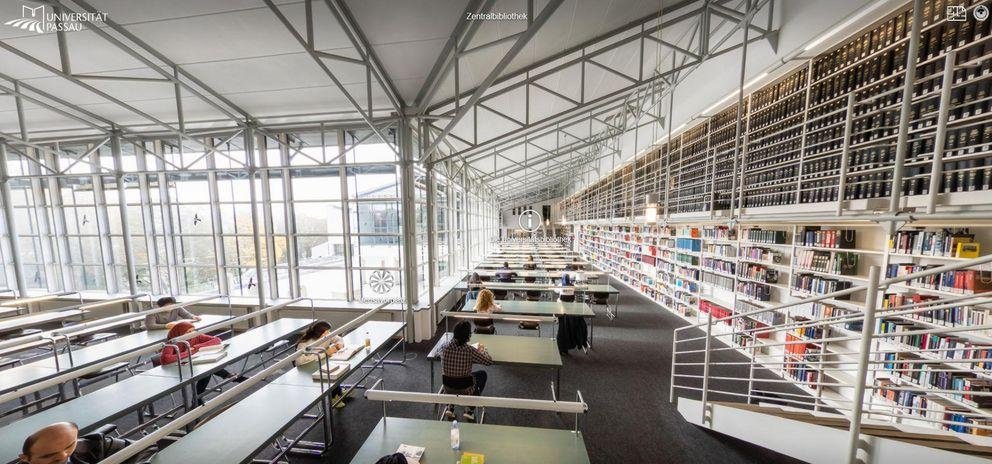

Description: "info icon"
518 209 543 233
976 5 990 21
947 4 967 21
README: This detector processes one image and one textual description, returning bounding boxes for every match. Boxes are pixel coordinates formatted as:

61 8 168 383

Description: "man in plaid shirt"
440 321 493 422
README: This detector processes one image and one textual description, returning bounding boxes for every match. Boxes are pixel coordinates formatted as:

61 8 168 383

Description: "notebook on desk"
191 347 228 364
310 361 351 381
329 344 363 361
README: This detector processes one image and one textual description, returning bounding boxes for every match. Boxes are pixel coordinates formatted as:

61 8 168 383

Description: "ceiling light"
804 0 888 52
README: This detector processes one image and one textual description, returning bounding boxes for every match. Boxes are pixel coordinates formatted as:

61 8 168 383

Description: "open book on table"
310 361 351 381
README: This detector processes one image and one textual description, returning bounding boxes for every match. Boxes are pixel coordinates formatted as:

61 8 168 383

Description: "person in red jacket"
160 322 244 402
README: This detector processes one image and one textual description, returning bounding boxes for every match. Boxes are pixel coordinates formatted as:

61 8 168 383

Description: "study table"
0 315 229 396
463 298 596 345
348 417 591 464
455 281 620 318
471 269 604 281
149 321 406 464
427 332 562 399
0 316 309 464
0 309 87 335
474 262 583 270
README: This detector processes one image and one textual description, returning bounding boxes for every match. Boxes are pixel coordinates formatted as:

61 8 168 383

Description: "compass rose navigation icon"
518 209 542 233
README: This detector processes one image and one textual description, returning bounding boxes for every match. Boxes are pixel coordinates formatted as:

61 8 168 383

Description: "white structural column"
111 131 139 297
398 118 419 340
0 142 28 297
244 124 267 313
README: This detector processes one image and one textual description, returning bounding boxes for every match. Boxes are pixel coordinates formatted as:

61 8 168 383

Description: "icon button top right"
976 5 990 21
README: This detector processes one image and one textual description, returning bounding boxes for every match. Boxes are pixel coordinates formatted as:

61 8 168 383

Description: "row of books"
886 264 992 294
888 228 979 257
738 262 779 284
797 228 858 249
705 243 736 258
750 68 808 111
875 382 990 435
791 273 853 299
740 246 784 264
884 354 992 408
675 237 702 252
737 280 772 301
742 228 788 245
701 257 735 275
794 250 859 275
791 322 827 340
701 271 735 291
737 299 784 326
810 7 910 80
699 300 732 321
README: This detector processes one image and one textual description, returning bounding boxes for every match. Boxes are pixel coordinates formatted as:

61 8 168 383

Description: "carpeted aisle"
278 281 804 464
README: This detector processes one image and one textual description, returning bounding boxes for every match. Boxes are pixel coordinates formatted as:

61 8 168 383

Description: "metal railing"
670 253 992 464
97 303 391 464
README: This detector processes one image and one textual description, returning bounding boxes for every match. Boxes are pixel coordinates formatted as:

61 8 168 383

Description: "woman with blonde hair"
472 288 501 334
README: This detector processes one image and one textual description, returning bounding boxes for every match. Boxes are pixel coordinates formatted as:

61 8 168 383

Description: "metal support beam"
0 142 28 297
423 0 564 161
244 125 267 313
398 119 418 340
111 131 139 296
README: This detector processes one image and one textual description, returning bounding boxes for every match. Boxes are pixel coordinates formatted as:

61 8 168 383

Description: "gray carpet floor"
1 281 808 463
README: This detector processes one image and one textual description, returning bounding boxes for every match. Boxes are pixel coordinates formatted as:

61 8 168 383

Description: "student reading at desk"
144 296 201 330
559 273 576 302
466 272 483 300
440 321 493 423
495 262 517 282
294 320 348 408
522 255 537 270
472 289 501 335
159 322 244 402
19 421 155 464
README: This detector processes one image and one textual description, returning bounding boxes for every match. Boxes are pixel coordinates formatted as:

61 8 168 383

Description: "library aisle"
271 283 803 464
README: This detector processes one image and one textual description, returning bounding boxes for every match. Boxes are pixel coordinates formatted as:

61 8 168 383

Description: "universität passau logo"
5 5 44 33
3 3 107 34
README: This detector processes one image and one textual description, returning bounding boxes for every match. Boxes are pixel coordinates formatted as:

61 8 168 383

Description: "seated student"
440 321 492 423
295 321 347 408
145 296 201 330
466 272 483 300
494 262 517 283
159 322 244 402
19 421 154 464
471 289 501 335
559 273 576 303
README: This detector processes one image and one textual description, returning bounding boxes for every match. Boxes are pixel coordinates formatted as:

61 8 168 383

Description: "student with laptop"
18 421 155 464
145 296 201 330
159 322 244 401
440 321 493 423
522 255 537 270
471 289 501 335
559 273 576 303
294 320 348 408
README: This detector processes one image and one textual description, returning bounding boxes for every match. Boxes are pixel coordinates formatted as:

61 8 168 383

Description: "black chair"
525 290 542 302
523 276 537 283
492 289 509 300
587 292 609 306
559 294 576 303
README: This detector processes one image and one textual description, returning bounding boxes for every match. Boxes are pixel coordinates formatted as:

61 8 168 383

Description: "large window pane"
299 268 347 299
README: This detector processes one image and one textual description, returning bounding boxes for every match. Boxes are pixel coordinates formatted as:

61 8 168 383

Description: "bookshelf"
575 221 992 434
558 0 992 222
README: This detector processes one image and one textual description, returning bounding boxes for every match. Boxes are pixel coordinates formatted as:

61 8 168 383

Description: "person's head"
469 272 481 284
20 422 78 464
527 255 534 261
561 273 572 286
452 320 472 346
156 296 176 308
302 321 332 342
166 321 196 339
474 288 496 311
502 261 509 268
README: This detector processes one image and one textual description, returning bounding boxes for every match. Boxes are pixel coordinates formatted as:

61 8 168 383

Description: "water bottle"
450 420 460 450
364 331 371 349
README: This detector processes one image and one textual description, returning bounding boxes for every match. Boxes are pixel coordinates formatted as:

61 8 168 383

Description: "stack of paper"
329 344 363 361
191 345 228 364
310 361 351 381
396 444 424 464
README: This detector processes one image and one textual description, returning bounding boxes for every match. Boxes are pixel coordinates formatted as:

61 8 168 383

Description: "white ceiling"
0 0 892 201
